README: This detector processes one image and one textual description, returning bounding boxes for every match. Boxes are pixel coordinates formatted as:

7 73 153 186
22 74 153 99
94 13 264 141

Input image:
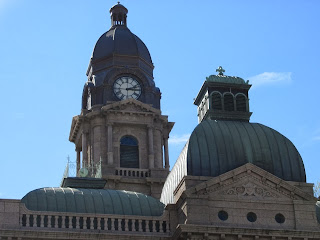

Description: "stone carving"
109 103 151 113
225 183 277 198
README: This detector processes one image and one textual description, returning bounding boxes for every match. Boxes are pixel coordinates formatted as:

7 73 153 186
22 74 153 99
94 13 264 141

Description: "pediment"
187 163 315 201
102 99 161 115
210 176 282 200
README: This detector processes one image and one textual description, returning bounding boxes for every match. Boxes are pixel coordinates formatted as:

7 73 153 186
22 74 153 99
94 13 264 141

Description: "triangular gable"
186 163 315 201
102 99 161 115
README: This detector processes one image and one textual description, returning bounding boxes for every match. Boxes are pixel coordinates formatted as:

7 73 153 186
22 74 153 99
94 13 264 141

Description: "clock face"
113 76 142 100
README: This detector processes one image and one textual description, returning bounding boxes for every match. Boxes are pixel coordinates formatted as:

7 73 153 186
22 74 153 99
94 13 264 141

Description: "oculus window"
218 210 228 221
120 136 139 168
247 212 257 222
275 213 285 224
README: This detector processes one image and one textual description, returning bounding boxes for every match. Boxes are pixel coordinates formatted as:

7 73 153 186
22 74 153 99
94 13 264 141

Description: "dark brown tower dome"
92 26 153 65
90 2 153 66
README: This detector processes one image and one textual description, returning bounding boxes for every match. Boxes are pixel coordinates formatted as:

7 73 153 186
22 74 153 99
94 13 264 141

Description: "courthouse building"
1 3 320 240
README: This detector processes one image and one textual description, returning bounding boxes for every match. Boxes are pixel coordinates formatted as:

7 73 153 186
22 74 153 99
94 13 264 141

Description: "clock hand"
126 86 140 90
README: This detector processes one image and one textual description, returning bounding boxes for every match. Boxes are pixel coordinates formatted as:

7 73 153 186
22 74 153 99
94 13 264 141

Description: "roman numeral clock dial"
113 77 142 100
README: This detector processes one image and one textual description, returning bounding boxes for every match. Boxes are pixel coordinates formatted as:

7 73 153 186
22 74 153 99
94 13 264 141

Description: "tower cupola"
84 3 160 110
194 66 252 122
110 2 128 27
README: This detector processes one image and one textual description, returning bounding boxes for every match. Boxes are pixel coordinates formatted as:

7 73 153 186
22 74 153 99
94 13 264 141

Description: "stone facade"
173 164 318 231
69 99 173 198
0 164 319 239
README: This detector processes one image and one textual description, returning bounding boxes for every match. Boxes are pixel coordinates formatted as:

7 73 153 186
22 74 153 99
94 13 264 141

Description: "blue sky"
0 0 319 199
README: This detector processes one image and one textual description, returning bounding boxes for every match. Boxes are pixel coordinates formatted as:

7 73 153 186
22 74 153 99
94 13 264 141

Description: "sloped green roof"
206 74 248 85
187 120 306 182
21 188 164 216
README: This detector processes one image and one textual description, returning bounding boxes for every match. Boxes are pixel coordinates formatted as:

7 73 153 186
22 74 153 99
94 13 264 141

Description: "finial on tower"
216 66 225 76
110 2 128 27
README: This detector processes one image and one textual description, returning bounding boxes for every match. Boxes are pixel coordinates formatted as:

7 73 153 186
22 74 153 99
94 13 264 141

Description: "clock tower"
69 3 174 198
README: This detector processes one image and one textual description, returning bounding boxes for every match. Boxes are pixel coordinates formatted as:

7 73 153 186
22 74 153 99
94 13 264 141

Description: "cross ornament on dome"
216 66 225 76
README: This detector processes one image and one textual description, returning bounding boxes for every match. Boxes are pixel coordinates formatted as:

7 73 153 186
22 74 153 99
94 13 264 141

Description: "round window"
275 213 285 224
247 212 257 222
218 210 228 221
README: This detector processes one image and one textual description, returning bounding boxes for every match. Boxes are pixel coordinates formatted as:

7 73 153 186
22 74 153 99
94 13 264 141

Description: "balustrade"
115 168 150 178
20 211 168 234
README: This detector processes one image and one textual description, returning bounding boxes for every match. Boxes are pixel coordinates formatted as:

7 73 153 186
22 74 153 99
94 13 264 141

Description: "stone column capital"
106 121 114 127
82 128 89 134
163 132 169 139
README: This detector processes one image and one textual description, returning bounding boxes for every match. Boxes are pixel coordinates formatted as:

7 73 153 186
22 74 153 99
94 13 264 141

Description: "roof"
161 119 306 204
206 74 248 85
92 26 153 65
187 120 305 182
21 188 164 216
110 3 128 13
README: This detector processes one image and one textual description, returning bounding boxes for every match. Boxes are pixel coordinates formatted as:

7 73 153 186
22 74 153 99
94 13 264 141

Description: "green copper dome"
316 201 320 224
206 74 248 85
205 66 249 85
21 188 164 216
187 120 306 182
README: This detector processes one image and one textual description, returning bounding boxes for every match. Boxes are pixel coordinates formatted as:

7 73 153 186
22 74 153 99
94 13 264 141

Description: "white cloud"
311 128 320 141
248 72 292 87
169 134 190 144
312 136 320 141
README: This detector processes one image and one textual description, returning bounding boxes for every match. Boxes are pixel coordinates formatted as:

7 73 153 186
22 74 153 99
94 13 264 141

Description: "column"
154 129 162 168
93 125 101 164
76 147 81 176
164 137 170 169
111 218 115 231
138 219 142 232
40 215 44 227
26 214 30 227
148 126 154 168
82 131 88 167
159 221 163 233
107 124 113 164
76 216 80 229
48 215 52 228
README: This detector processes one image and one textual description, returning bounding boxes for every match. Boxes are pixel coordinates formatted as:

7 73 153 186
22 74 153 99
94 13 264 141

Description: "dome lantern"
194 66 252 123
110 2 128 27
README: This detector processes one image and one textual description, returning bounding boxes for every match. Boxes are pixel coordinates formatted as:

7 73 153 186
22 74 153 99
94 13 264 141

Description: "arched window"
224 93 234 111
120 136 139 168
236 94 247 112
211 92 222 110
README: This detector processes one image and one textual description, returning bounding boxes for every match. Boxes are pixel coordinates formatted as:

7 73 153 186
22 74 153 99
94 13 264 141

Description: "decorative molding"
188 163 315 201
102 98 161 115
224 182 278 198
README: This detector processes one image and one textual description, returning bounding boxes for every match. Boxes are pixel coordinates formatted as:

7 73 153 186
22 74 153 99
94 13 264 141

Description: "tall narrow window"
211 92 222 110
236 94 247 112
224 93 234 111
120 136 139 168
